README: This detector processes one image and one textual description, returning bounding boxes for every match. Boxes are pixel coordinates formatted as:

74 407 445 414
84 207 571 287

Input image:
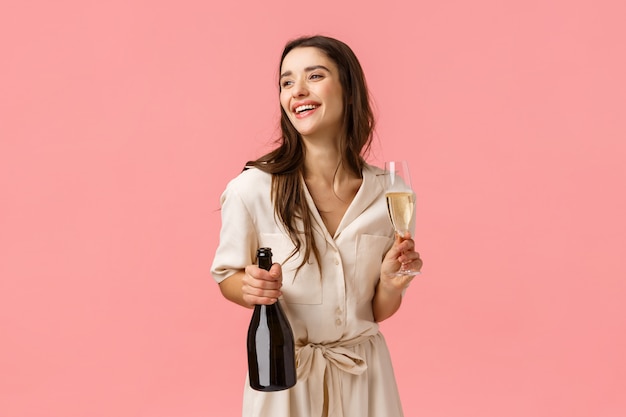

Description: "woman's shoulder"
363 162 384 176
224 166 272 194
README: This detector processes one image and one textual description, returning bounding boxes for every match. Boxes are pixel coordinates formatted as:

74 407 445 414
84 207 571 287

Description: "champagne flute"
384 160 420 276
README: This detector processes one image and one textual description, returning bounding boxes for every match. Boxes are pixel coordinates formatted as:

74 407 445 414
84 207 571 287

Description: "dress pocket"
259 233 322 305
354 234 394 299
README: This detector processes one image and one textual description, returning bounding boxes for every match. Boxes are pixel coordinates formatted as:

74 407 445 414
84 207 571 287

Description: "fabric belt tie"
296 336 371 417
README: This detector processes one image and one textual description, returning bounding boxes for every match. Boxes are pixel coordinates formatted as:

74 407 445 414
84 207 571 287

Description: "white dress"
211 164 405 417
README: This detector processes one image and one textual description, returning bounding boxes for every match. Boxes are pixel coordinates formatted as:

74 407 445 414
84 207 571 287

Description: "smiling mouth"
294 104 319 114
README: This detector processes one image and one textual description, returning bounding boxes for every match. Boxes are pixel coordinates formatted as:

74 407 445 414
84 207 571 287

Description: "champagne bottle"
246 247 297 391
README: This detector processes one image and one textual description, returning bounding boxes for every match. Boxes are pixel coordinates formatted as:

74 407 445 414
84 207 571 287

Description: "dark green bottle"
246 247 297 391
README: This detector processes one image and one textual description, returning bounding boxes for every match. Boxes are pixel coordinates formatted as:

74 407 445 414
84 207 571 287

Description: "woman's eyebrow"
280 65 331 79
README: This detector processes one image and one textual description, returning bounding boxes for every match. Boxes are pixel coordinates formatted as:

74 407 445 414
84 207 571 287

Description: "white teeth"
295 104 318 113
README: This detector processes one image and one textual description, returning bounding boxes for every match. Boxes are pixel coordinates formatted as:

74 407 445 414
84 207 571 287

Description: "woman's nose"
292 79 308 97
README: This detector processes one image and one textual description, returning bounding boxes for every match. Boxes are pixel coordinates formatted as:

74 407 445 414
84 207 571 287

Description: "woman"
211 35 422 417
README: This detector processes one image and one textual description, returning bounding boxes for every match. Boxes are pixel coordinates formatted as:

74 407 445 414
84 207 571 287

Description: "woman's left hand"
380 233 423 290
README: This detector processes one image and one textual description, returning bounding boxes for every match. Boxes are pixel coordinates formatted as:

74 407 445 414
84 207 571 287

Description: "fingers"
399 249 422 268
242 264 283 305
402 256 423 273
383 236 423 276
388 236 416 260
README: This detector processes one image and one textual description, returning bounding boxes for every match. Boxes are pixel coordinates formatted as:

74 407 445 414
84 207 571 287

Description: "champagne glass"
384 160 420 276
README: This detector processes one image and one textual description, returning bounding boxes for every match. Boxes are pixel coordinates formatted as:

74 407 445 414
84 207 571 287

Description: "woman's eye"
281 80 293 88
309 73 323 80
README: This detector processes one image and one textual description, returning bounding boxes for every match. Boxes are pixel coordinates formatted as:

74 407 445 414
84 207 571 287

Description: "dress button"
335 258 340 265
335 318 342 326
335 307 342 315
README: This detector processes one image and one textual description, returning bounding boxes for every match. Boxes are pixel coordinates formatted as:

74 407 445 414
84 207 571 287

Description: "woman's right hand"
241 263 283 307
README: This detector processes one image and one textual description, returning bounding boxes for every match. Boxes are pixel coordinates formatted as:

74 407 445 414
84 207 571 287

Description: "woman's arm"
373 234 422 322
372 279 404 322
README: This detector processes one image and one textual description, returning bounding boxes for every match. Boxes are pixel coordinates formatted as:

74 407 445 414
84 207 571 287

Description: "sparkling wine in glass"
384 160 420 276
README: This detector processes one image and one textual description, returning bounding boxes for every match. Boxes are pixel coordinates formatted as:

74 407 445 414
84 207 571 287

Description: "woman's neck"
302 137 356 183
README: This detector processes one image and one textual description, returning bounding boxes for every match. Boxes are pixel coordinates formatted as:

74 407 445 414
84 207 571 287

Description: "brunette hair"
247 35 375 269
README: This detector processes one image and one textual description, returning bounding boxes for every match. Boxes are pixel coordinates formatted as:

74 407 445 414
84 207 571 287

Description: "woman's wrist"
376 277 405 297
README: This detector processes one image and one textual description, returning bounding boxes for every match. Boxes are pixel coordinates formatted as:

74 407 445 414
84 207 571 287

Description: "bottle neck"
258 258 272 271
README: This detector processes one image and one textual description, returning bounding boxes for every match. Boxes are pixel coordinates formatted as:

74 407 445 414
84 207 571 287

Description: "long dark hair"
247 35 375 269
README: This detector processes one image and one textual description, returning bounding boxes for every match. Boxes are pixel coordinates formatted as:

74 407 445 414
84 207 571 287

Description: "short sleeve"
210 183 259 283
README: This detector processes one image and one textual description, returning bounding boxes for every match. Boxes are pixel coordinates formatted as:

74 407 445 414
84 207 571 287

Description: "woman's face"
279 47 344 141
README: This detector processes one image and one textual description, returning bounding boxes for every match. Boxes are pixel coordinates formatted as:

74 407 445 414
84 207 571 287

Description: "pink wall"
1 1 625 416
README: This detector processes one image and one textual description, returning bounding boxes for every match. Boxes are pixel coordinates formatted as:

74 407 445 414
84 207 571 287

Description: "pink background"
1 0 625 416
